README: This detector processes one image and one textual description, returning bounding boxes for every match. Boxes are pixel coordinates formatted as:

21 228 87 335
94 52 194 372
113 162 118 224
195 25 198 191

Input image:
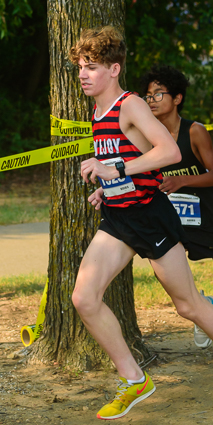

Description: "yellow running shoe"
97 371 156 420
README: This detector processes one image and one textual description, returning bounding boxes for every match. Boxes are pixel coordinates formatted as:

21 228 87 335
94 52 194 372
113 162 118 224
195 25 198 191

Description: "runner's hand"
81 158 113 184
88 187 103 210
159 176 184 195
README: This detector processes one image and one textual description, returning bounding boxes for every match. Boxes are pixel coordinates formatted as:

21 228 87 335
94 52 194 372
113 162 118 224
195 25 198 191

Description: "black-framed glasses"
143 92 171 104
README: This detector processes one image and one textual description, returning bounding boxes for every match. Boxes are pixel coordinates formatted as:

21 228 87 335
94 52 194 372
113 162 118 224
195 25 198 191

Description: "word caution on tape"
0 137 94 172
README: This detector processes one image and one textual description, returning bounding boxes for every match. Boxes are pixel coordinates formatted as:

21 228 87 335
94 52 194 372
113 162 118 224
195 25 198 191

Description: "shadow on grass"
0 273 47 298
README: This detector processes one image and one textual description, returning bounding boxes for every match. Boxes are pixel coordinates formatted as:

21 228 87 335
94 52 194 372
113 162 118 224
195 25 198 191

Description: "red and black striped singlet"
92 91 162 208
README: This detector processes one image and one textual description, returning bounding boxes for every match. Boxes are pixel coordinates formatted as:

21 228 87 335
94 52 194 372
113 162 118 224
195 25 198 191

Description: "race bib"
98 157 136 198
168 193 201 226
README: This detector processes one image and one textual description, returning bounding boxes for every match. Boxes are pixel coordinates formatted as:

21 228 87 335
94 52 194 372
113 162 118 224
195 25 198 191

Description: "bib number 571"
173 203 194 216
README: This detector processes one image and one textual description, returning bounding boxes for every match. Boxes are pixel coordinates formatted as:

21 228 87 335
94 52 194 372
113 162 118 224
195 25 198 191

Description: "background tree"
125 0 213 124
29 0 151 370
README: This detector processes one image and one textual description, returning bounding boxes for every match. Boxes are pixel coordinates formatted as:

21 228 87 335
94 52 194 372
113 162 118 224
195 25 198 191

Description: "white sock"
127 375 146 385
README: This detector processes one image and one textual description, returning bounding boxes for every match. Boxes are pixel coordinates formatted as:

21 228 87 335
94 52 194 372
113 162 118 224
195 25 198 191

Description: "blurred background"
0 0 212 161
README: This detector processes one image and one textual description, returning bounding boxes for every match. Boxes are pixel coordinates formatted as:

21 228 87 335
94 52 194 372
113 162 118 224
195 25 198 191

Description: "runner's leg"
72 229 144 380
150 242 213 339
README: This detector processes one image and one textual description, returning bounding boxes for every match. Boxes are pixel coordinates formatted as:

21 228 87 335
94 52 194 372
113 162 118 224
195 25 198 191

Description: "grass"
134 267 171 308
0 200 50 225
0 261 212 309
134 259 213 309
0 166 50 225
0 273 47 297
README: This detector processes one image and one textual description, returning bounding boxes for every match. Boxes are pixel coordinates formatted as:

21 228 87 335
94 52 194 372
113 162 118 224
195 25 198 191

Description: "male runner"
141 64 213 348
70 28 213 420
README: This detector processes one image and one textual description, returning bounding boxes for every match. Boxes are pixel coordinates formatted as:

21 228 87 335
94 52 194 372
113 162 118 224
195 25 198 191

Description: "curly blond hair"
69 26 126 74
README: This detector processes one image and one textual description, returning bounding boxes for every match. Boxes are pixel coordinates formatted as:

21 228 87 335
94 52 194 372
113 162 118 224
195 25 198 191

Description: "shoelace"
114 380 131 400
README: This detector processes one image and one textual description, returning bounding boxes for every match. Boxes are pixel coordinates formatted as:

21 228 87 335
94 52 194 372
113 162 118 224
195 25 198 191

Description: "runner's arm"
119 95 182 175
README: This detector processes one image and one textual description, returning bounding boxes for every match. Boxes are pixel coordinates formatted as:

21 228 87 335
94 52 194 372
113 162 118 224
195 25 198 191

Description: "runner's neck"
95 87 125 118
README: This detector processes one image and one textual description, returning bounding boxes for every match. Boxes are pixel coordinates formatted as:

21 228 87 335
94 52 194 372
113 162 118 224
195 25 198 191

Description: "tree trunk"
29 0 151 370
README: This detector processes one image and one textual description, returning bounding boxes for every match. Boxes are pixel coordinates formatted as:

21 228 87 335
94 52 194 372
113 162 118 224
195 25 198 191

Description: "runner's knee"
72 273 101 317
175 300 196 322
72 288 97 316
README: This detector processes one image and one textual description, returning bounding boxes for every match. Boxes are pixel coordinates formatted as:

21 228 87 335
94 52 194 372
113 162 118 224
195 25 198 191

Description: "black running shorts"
187 241 213 261
99 190 189 260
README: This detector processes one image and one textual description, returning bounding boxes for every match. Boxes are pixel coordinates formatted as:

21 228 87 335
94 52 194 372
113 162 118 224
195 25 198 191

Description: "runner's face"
78 57 112 97
146 82 175 118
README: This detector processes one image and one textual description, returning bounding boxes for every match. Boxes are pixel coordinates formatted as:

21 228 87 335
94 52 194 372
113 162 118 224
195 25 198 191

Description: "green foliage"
0 0 32 39
125 0 213 123
0 91 50 157
0 0 49 158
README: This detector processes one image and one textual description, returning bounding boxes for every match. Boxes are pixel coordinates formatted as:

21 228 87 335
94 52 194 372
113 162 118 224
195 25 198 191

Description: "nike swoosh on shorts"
156 237 167 247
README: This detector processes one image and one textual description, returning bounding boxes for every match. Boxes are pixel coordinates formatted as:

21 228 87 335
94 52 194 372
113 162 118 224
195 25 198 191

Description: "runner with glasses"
141 64 213 349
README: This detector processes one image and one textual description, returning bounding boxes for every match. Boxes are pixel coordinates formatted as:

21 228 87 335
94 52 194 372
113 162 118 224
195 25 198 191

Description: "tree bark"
29 0 151 370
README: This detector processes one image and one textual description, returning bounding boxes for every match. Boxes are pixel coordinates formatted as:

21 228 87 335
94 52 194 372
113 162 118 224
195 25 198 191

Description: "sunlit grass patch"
0 273 47 297
188 259 213 293
133 259 213 309
133 267 172 308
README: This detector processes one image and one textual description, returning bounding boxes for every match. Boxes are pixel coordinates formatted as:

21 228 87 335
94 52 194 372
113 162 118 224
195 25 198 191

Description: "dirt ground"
0 295 213 425
0 169 213 424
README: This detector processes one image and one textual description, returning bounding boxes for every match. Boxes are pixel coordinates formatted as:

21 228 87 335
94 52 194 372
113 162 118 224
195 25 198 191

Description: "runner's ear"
174 93 183 105
111 63 120 78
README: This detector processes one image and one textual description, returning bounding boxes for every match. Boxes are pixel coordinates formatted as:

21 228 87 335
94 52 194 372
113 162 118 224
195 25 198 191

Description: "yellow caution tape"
33 279 48 341
0 116 212 173
204 124 213 131
50 115 93 137
20 325 36 347
20 280 48 347
50 115 213 134
0 136 94 172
